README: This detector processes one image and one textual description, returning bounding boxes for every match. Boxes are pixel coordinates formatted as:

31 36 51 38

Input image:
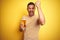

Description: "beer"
21 19 26 27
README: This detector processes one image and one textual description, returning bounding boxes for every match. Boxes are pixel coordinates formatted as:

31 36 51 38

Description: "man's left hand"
35 0 41 8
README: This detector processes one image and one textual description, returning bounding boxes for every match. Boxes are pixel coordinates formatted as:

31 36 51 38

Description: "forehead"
28 5 35 8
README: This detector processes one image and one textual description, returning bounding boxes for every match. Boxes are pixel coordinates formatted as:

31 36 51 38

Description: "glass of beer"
21 19 26 27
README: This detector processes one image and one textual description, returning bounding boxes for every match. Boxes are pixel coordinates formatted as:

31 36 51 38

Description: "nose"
30 8 33 11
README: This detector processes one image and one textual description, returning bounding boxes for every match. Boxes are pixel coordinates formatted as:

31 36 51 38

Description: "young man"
20 0 45 40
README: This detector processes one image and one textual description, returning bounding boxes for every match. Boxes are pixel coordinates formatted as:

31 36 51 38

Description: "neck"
29 15 34 17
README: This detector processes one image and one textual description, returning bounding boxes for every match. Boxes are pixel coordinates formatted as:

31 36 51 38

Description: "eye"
32 8 34 9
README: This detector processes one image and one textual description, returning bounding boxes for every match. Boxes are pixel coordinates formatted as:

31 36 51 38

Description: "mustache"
29 11 34 13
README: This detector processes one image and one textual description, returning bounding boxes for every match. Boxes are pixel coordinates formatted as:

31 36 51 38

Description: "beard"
29 11 34 13
29 11 34 16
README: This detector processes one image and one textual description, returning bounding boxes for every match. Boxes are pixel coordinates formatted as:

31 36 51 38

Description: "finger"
37 0 40 1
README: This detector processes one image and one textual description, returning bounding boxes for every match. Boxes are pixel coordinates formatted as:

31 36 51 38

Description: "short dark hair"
27 2 35 7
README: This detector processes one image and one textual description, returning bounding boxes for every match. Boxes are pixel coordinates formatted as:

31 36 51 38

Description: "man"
20 0 45 40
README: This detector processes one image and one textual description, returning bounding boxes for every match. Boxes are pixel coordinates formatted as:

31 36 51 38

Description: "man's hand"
35 0 41 8
20 24 26 32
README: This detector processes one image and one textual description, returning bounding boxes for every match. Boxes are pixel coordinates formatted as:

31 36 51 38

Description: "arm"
35 0 45 25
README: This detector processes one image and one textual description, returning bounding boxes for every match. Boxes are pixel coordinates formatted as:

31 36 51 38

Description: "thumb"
37 0 40 1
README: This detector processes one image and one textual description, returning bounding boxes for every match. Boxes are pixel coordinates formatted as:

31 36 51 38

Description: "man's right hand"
20 24 25 32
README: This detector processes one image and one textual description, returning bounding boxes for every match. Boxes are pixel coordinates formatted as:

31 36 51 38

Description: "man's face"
27 5 35 16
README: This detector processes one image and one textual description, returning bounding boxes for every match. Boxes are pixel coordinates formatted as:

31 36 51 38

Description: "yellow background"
0 0 60 40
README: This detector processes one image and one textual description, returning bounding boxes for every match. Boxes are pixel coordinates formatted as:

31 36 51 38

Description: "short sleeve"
21 16 26 20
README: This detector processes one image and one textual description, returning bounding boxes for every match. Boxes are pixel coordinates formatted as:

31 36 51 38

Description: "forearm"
37 6 45 25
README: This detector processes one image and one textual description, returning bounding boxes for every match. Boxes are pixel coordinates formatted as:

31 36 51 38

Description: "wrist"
37 6 41 10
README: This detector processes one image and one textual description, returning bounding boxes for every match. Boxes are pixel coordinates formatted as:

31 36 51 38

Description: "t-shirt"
22 15 40 40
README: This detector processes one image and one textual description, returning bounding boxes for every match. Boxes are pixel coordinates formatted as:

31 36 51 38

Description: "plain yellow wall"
0 0 60 40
